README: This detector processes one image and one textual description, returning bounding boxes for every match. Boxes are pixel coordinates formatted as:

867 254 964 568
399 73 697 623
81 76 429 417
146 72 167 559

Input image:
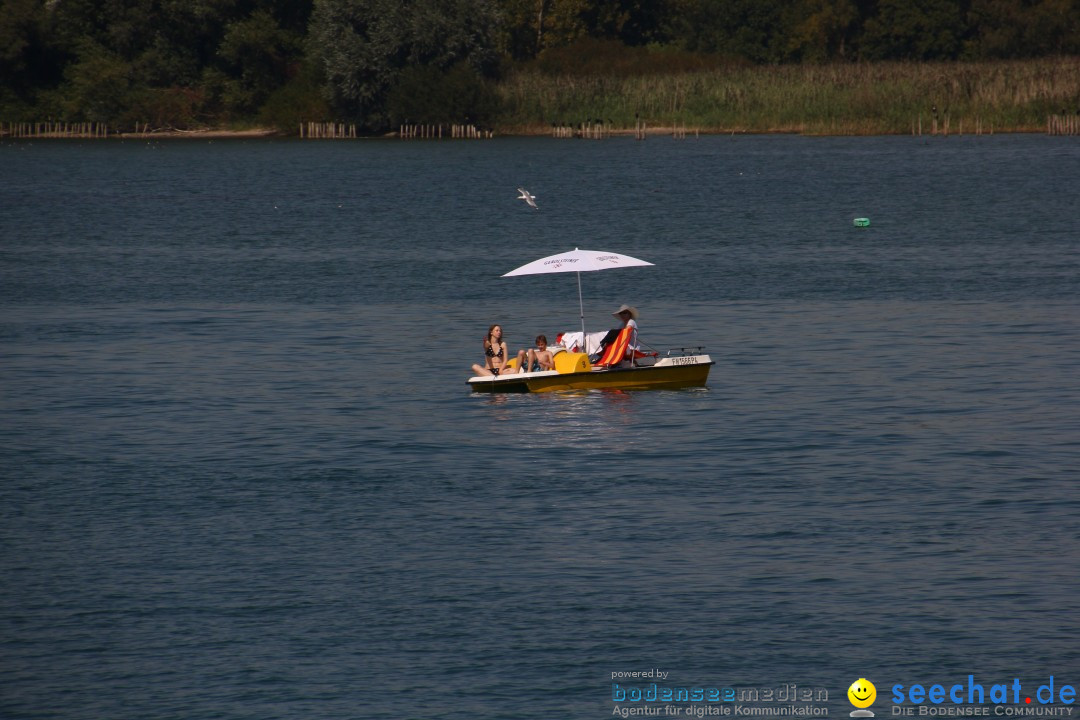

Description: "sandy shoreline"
117 127 281 139
117 126 1038 138
3 124 1046 140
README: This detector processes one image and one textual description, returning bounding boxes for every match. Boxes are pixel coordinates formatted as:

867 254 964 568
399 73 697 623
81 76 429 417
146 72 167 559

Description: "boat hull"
468 355 713 393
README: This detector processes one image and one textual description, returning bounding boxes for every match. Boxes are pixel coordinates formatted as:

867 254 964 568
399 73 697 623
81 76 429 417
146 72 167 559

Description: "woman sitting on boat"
471 324 527 377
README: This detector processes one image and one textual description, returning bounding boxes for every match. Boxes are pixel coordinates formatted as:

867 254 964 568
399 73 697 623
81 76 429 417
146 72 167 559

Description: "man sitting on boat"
551 305 644 367
611 304 639 350
586 304 640 366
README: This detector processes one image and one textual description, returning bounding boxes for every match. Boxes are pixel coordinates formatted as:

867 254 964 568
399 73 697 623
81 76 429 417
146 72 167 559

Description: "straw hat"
612 304 639 320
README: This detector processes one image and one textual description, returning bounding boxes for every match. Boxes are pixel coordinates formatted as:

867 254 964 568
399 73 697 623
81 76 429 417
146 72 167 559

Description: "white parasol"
502 248 653 343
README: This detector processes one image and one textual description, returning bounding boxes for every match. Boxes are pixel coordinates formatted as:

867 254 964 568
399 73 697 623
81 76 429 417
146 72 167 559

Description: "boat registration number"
671 356 698 365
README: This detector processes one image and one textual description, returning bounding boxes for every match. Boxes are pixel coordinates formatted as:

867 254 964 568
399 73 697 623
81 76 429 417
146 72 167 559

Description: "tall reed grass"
495 57 1080 134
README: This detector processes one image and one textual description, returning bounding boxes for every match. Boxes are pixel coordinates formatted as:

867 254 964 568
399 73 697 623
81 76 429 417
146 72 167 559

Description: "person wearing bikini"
471 324 527 377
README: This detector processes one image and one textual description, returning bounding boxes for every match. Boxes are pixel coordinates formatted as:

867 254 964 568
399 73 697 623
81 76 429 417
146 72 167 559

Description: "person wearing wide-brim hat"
587 305 642 364
612 304 640 354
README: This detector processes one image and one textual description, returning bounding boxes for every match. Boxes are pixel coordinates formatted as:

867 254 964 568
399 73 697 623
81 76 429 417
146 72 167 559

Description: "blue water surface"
1 135 1078 719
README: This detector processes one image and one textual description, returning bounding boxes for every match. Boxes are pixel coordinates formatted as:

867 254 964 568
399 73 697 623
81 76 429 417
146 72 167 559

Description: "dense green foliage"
307 0 500 128
1 0 1079 132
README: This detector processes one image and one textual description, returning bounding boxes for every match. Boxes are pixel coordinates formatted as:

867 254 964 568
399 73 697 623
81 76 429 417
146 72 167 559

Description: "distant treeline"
1 0 1079 134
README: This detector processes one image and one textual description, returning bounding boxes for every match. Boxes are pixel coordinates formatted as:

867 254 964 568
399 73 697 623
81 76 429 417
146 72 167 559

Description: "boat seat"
593 327 632 368
593 328 659 368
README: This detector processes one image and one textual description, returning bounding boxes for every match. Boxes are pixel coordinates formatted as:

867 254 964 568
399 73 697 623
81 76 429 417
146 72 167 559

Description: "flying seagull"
517 187 538 210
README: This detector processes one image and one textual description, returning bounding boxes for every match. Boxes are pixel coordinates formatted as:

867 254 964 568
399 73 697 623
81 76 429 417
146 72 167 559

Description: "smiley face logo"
848 678 877 709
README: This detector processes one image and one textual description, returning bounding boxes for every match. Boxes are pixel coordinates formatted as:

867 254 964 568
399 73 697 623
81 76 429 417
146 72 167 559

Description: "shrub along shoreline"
4 58 1077 138
496 57 1080 136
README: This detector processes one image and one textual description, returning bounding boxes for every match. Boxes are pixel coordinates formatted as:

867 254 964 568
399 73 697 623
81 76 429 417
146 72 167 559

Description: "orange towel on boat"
594 327 632 367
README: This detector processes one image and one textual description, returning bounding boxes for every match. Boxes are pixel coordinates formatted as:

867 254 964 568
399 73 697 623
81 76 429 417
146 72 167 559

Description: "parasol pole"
576 270 586 350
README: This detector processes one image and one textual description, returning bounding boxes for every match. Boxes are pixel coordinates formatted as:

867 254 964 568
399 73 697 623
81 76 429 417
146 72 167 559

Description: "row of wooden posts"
552 121 614 139
671 124 699 140
913 115 997 136
551 120 698 140
910 113 1074 136
2 121 109 138
299 122 357 139
397 124 491 139
551 120 653 139
3 117 1078 139
1 121 192 138
1048 114 1080 135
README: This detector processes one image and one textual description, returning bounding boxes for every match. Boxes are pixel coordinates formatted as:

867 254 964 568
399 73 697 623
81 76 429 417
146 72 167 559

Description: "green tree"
579 0 667 46
60 42 137 122
385 62 500 125
43 0 212 124
218 10 302 115
258 59 332 129
536 0 590 50
782 0 859 62
499 0 674 56
861 0 968 60
309 0 406 125
0 0 66 113
964 0 1025 57
659 0 786 62
1025 0 1080 55
309 0 500 130
496 0 543 59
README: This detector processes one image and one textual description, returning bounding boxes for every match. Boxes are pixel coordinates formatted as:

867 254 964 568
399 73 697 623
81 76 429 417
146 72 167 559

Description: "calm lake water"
1 135 1078 719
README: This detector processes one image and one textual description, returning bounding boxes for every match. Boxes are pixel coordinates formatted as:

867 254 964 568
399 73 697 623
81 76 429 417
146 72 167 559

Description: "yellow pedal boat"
467 350 713 393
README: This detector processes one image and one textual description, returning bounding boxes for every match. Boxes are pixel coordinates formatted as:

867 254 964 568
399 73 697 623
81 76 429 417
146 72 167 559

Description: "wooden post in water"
1047 114 1079 135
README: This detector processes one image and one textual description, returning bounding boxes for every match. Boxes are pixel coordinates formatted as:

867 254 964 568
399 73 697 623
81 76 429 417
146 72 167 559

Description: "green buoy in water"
854 217 870 227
